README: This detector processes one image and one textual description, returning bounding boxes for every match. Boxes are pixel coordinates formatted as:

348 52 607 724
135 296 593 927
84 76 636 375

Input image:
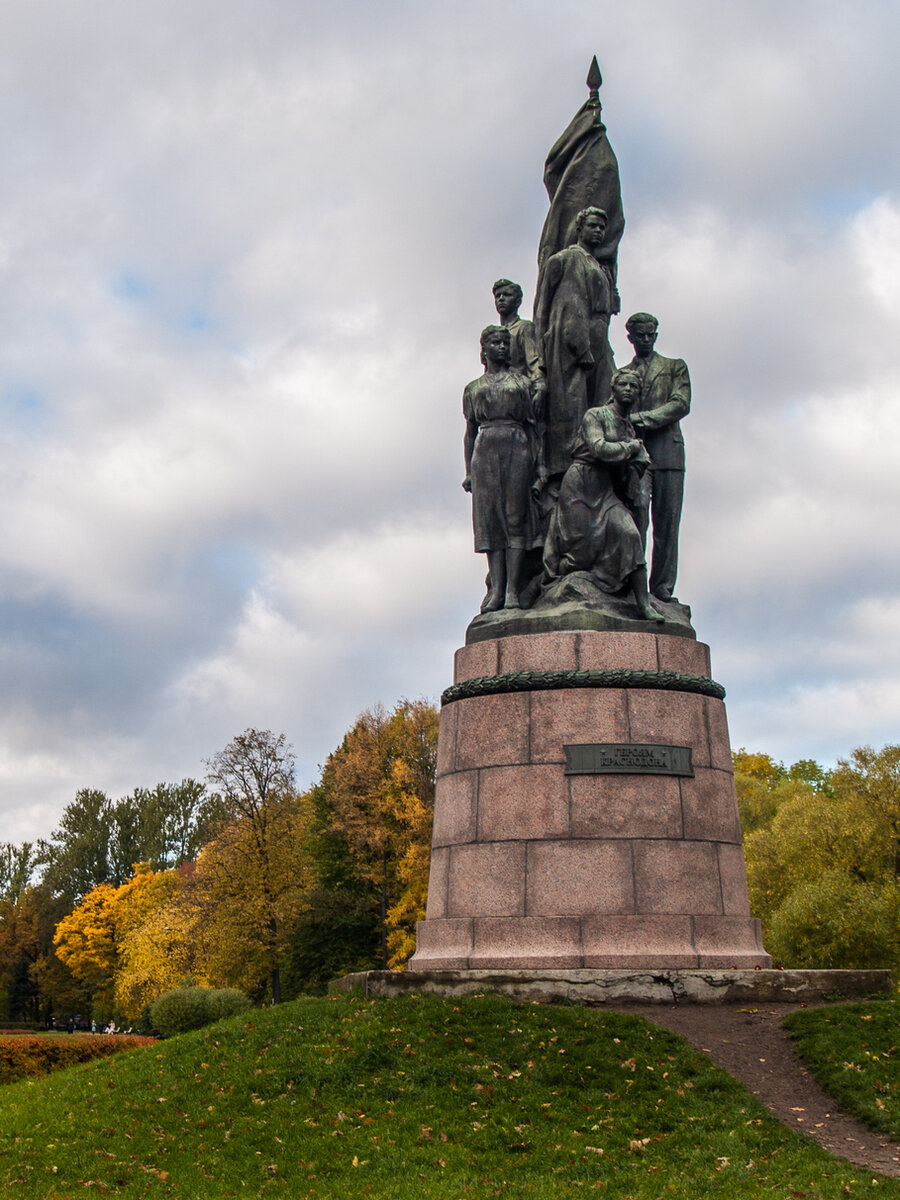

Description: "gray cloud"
0 0 898 840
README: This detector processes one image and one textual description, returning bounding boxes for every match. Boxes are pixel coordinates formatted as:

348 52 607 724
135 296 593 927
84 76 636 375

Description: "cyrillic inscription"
564 743 694 777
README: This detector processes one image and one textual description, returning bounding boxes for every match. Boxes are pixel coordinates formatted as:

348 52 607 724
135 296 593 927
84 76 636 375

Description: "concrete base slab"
331 967 893 1006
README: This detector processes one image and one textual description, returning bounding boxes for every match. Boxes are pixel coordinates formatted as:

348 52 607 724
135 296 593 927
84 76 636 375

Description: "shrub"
149 986 251 1037
766 870 900 969
207 988 253 1022
0 1035 153 1084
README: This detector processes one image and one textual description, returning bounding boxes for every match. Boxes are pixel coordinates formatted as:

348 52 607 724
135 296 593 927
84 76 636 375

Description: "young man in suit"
625 312 691 603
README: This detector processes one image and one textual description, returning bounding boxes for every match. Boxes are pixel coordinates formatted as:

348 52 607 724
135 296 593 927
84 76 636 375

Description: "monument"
329 59 892 1005
408 57 771 978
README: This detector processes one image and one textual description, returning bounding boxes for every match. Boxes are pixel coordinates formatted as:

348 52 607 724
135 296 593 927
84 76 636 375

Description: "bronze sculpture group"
462 64 691 625
463 230 690 620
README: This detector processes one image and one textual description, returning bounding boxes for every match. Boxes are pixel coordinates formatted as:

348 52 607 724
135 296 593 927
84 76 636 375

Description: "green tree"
41 780 225 903
742 743 900 972
0 842 36 901
40 789 114 902
285 781 380 995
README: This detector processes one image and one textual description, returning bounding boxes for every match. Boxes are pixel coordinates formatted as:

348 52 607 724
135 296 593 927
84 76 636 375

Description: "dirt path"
616 1002 900 1178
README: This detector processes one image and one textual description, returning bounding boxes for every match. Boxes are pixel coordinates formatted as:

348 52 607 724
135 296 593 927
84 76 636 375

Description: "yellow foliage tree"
320 700 437 968
190 794 315 999
112 867 207 1020
53 866 157 1018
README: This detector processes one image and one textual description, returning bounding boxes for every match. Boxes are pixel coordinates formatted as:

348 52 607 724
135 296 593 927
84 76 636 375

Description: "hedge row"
0 1035 154 1084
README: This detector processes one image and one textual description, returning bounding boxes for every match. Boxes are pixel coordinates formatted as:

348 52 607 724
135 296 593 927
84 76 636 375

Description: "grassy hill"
0 990 896 1198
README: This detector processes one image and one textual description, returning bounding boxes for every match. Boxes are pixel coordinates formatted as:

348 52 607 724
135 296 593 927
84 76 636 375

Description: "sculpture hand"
462 476 472 493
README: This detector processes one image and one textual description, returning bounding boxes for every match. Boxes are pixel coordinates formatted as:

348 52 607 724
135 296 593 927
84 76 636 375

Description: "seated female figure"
542 366 663 622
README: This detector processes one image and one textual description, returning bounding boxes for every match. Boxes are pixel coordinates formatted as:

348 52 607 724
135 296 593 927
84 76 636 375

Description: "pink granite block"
705 698 734 771
470 916 582 968
576 631 660 672
424 847 451 919
626 689 710 765
526 840 634 916
409 917 474 970
717 843 752 915
633 840 723 914
431 771 477 847
454 692 530 770
571 774 683 840
693 916 771 967
435 703 458 779
657 636 711 679
680 768 742 844
530 689 629 764
582 915 698 967
454 640 499 684
497 631 579 674
447 842 526 917
477 764 569 842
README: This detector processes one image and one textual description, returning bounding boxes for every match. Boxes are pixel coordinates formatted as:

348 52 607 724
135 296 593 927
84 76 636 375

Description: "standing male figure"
491 279 544 395
534 207 616 502
625 312 691 602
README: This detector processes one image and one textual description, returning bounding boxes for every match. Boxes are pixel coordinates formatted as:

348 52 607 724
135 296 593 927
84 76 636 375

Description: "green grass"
0 991 896 1198
786 998 900 1138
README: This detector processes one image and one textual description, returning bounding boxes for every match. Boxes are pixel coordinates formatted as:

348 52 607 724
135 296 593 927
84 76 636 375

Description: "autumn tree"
316 700 437 969
0 842 82 1023
112 866 202 1020
52 864 188 1021
53 881 122 1015
112 864 214 1012
741 743 900 971
204 729 313 1003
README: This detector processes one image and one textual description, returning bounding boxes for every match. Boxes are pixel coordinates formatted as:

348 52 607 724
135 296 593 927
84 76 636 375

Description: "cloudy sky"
1 0 899 842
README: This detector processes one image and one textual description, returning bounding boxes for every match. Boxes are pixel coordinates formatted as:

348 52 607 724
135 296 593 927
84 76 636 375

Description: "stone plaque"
564 743 694 777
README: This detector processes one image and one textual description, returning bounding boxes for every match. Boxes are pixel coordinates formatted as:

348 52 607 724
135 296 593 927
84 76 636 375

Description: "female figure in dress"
463 325 542 611
542 366 663 622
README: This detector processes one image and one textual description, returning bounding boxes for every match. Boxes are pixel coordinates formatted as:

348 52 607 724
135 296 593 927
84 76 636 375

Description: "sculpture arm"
519 321 544 383
533 254 562 345
462 386 478 492
634 360 691 431
581 409 643 464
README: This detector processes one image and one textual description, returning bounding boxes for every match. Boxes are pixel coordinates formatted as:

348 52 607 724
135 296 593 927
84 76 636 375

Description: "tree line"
0 700 437 1026
3 717 899 1026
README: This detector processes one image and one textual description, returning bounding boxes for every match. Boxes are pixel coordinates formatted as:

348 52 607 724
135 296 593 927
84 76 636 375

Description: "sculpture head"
574 207 608 249
625 312 659 358
610 366 641 408
492 279 523 321
480 324 512 369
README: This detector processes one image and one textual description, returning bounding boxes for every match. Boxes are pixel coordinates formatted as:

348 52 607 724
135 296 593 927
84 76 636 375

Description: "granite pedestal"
409 629 770 972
